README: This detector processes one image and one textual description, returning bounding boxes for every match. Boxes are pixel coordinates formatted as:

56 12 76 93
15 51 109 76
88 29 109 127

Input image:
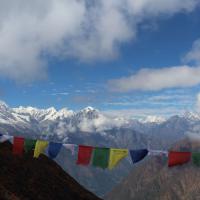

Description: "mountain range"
1 101 200 197
106 138 200 200
1 100 200 141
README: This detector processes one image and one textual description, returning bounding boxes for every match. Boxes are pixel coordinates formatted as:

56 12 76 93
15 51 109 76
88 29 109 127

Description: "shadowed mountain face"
0 142 101 200
106 138 200 200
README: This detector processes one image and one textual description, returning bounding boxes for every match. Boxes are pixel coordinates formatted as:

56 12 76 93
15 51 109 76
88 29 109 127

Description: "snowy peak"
13 106 57 121
0 101 168 132
81 106 96 112
4 100 200 138
139 115 166 124
183 111 200 121
0 101 9 111
13 106 75 121
2 103 102 127
77 107 100 120
57 108 74 118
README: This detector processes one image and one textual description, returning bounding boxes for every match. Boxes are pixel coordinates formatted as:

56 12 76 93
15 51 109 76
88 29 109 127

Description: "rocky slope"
106 138 200 200
0 141 101 200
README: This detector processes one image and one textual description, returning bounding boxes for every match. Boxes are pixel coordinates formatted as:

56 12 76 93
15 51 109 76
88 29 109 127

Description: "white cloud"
148 95 177 101
108 65 200 92
0 0 85 82
148 94 193 102
184 39 200 64
196 93 200 111
76 113 128 133
105 99 192 107
126 0 199 15
50 92 69 96
53 112 128 133
103 107 186 118
0 0 199 81
185 124 200 140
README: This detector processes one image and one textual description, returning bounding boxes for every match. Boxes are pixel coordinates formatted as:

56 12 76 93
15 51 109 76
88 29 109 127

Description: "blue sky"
1 1 200 117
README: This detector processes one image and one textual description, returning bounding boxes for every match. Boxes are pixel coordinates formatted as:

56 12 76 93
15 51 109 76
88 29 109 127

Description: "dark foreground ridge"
0 142 102 200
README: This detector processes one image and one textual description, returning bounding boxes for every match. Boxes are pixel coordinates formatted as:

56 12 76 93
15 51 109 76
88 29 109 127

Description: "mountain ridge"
0 141 102 200
1 101 200 140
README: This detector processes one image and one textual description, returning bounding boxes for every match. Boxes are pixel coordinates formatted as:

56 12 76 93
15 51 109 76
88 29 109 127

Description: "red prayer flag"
13 137 24 155
76 145 93 166
168 151 191 167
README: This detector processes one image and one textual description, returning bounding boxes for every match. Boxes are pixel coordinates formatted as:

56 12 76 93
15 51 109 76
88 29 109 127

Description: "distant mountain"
1 101 200 197
0 101 149 197
0 141 101 200
0 100 200 144
106 138 200 200
138 115 166 124
0 101 129 139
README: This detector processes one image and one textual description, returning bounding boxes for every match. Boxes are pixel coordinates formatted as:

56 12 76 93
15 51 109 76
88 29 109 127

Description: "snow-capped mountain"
0 101 130 140
12 106 74 121
1 100 200 146
183 111 200 121
139 115 166 124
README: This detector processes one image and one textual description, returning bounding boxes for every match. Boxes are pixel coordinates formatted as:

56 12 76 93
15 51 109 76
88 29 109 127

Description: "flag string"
0 133 198 169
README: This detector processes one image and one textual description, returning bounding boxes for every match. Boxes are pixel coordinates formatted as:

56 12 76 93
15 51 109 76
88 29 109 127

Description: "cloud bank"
0 0 199 81
108 65 200 92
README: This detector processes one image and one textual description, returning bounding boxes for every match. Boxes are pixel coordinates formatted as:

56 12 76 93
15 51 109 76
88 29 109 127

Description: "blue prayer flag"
130 149 148 164
48 142 62 159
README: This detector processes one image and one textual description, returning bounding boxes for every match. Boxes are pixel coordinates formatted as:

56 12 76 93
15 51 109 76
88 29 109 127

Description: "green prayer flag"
92 147 110 169
192 152 200 166
24 139 36 153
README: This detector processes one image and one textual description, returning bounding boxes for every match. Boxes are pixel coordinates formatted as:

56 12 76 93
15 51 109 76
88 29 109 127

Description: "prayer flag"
24 139 36 152
92 147 110 169
192 152 200 166
63 144 76 155
148 150 168 156
108 148 128 169
48 142 62 159
13 137 24 155
0 134 13 143
76 145 93 166
130 149 148 164
34 140 49 158
168 151 191 167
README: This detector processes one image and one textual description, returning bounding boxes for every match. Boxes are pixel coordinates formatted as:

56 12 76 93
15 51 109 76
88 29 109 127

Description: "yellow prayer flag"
108 148 128 170
33 140 49 158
